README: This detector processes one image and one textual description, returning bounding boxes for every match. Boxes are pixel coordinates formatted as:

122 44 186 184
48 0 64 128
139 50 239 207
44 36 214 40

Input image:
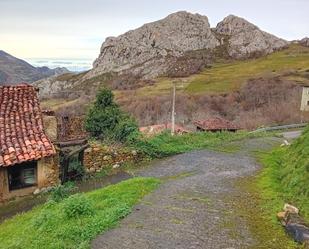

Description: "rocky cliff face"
87 12 288 80
300 37 309 47
88 11 219 79
215 15 288 58
0 50 69 85
35 11 290 98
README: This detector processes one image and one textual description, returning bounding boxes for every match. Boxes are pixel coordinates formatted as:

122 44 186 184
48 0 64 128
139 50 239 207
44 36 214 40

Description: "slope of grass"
0 177 160 249
257 126 309 222
132 44 309 97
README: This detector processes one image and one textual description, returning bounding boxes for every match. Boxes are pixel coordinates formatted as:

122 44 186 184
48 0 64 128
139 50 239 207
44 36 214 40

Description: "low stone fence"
83 142 141 173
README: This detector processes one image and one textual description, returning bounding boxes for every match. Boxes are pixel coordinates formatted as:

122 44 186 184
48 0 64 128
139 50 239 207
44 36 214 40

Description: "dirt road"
92 137 287 249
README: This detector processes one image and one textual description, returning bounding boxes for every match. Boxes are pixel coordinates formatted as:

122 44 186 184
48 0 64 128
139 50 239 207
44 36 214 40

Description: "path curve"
92 137 282 249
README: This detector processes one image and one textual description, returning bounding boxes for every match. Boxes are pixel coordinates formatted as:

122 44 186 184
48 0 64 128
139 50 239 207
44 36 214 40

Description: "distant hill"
0 50 69 85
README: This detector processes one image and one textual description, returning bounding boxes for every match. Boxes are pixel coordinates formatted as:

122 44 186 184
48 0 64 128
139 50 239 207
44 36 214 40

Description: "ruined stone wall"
83 142 141 173
57 116 88 141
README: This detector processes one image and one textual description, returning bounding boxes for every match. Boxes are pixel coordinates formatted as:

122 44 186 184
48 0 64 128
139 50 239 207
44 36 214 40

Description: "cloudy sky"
1 0 308 61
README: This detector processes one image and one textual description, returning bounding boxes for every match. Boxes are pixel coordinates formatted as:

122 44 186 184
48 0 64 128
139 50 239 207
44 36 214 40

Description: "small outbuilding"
194 117 238 132
0 84 59 201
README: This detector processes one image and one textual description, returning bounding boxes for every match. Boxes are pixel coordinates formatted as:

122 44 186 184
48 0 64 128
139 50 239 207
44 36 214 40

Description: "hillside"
34 11 309 129
35 11 289 98
0 50 69 85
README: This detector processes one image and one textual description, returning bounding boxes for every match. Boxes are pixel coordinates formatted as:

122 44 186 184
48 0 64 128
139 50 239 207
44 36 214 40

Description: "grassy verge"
235 127 309 248
257 127 309 221
0 177 160 249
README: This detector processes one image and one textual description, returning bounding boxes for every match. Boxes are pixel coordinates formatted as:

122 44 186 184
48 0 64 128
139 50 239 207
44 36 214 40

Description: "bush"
49 182 77 202
63 194 95 219
85 88 138 142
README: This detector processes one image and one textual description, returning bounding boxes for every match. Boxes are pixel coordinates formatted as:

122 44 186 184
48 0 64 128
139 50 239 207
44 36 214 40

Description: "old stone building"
300 85 309 112
0 84 59 201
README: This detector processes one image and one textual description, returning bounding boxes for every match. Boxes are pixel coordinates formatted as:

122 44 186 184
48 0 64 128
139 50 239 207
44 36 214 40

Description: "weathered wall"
37 155 60 189
57 116 88 141
0 168 8 202
83 142 141 173
0 155 59 202
300 87 309 111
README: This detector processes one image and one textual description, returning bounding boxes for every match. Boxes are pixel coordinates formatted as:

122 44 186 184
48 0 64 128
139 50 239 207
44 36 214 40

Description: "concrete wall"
300 87 309 111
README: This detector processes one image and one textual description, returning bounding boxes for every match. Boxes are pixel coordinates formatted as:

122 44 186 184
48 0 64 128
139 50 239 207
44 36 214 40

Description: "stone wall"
37 155 60 190
83 142 141 173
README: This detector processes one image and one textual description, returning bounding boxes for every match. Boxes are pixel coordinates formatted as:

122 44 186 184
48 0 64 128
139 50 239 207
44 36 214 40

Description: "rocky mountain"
0 50 69 85
35 11 290 98
86 11 288 80
215 15 288 58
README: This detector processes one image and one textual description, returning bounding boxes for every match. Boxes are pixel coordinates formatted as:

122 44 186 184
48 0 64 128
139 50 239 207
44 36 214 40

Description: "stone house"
0 84 59 201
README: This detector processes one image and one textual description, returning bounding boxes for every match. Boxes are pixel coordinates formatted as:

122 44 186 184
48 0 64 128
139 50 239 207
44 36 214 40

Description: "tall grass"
0 178 160 249
258 126 309 221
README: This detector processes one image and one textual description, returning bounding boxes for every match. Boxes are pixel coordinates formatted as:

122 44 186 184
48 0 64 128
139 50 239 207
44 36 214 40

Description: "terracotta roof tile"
194 117 238 131
0 84 56 167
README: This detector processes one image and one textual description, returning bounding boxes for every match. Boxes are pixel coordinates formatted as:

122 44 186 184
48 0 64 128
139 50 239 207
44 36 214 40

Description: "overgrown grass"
129 44 309 97
257 126 309 222
0 177 160 249
132 130 265 158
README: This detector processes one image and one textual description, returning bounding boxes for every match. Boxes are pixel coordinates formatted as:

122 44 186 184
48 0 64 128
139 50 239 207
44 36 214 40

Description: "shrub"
63 194 95 219
49 182 77 202
85 87 139 142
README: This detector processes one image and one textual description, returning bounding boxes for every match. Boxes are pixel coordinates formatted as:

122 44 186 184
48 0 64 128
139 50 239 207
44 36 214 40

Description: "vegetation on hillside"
131 44 309 96
257 126 309 222
85 88 138 142
0 178 160 249
42 44 309 129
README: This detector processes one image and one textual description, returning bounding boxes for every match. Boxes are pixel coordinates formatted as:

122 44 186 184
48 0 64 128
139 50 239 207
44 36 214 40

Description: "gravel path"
92 137 282 249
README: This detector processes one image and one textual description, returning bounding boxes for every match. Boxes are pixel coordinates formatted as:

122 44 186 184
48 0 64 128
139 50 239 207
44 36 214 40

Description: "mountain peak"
86 11 288 80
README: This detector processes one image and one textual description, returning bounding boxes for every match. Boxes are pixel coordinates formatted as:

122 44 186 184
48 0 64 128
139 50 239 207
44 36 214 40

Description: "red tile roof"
194 117 238 131
0 84 56 167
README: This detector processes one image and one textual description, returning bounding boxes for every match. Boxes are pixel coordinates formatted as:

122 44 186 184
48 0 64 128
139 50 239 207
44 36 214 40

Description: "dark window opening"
307 100 309 106
8 161 37 191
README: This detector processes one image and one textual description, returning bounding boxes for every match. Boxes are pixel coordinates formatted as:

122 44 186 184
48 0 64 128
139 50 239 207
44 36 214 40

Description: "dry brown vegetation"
117 76 307 129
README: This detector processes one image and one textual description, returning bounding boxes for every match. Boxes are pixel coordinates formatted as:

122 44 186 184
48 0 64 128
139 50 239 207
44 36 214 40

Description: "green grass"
257 125 309 223
0 177 160 249
186 44 309 93
133 130 266 158
130 44 309 97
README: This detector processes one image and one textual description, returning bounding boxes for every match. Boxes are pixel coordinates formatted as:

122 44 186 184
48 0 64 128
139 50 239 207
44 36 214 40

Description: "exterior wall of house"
300 87 309 111
0 155 59 202
37 155 60 189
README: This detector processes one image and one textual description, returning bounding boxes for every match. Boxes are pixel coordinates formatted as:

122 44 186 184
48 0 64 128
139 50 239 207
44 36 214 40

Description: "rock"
33 189 40 195
284 203 299 214
131 150 138 156
215 15 288 58
300 37 309 47
89 167 96 173
277 211 287 223
113 163 120 169
87 11 219 80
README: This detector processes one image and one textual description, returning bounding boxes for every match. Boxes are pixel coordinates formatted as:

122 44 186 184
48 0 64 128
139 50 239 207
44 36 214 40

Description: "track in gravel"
92 137 283 249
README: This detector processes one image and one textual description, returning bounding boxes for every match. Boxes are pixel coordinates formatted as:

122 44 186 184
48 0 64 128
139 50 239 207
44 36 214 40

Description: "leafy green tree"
85 88 138 142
